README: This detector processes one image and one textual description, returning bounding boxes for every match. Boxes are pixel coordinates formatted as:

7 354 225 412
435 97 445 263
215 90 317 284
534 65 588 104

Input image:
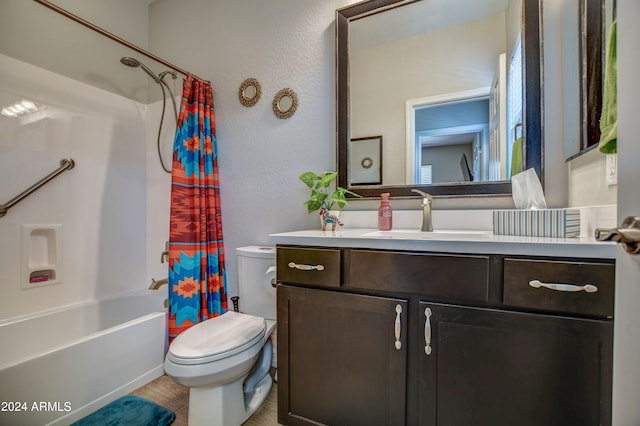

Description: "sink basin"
363 229 493 241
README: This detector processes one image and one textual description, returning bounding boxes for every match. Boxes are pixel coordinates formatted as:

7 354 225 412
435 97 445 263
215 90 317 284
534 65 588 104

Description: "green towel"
598 20 617 154
510 137 523 177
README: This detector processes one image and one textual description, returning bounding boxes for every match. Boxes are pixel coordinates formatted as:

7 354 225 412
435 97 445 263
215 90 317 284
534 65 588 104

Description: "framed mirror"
272 88 298 119
564 0 615 160
238 78 262 107
336 0 543 198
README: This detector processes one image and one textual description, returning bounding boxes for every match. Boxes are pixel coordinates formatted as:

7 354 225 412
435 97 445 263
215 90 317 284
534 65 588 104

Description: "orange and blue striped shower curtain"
167 75 227 342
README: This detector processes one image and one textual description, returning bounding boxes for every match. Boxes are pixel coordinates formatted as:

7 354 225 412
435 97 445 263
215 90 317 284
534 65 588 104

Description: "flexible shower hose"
157 73 179 174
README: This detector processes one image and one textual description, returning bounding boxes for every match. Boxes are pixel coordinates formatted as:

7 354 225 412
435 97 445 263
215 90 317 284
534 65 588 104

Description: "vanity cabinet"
418 303 612 426
277 284 408 425
276 246 614 426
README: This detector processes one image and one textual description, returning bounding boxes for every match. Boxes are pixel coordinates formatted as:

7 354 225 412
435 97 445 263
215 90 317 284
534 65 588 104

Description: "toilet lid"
167 311 266 365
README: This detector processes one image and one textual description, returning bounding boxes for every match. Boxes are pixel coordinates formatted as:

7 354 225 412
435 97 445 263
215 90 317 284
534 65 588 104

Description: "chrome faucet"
412 189 433 232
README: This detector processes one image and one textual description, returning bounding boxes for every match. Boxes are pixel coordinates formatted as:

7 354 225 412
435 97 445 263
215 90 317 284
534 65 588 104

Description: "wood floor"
130 374 279 426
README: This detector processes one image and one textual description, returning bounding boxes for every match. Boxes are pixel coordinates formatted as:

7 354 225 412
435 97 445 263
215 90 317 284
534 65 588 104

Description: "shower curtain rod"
33 0 210 84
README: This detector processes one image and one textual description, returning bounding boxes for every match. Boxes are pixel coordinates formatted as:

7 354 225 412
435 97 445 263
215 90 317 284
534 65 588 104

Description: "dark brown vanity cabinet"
418 303 613 426
276 246 614 426
277 284 408 425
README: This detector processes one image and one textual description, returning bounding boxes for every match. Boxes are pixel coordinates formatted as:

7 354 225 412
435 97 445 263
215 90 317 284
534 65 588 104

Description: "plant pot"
319 209 342 231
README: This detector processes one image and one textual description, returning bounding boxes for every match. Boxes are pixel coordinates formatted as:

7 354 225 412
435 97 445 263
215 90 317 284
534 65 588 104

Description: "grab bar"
0 158 75 218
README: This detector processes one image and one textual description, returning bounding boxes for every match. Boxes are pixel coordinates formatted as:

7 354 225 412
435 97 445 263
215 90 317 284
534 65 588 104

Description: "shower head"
120 56 161 83
120 56 140 68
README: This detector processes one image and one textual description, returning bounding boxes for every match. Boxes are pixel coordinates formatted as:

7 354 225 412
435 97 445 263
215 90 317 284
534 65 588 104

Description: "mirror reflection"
564 0 613 160
350 0 521 186
337 0 543 198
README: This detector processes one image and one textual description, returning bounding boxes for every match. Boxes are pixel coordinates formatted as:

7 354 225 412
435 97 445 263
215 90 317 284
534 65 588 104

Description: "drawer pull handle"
394 304 402 350
288 262 325 271
529 279 598 293
424 307 432 355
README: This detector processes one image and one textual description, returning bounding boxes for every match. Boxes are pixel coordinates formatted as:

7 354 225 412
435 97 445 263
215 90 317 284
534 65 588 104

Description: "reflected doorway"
406 89 494 184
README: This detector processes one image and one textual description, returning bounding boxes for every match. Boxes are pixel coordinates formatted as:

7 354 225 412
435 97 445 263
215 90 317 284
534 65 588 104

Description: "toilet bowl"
164 246 276 426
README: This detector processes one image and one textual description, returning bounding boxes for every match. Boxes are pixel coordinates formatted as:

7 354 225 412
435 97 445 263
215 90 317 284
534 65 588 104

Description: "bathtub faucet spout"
149 278 168 290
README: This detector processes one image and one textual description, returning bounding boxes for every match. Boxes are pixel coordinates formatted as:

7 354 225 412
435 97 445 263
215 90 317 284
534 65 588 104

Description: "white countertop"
268 228 617 259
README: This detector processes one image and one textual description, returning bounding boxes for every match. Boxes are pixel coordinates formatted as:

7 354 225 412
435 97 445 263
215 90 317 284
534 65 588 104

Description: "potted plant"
299 171 361 230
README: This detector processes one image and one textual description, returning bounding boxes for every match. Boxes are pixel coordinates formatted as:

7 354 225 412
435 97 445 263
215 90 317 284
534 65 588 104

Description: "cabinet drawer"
349 250 490 303
277 247 341 287
503 258 615 318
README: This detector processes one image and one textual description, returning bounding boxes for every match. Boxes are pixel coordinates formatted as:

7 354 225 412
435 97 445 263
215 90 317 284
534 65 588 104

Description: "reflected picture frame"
349 136 382 185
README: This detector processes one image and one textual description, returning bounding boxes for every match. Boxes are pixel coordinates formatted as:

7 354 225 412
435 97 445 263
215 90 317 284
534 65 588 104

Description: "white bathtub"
0 292 167 426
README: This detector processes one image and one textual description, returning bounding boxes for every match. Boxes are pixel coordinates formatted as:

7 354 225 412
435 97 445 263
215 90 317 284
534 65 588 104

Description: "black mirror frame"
336 0 543 198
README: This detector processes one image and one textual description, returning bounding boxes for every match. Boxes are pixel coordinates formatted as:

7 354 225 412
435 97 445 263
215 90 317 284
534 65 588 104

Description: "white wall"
0 54 148 321
568 149 617 207
0 1 157 104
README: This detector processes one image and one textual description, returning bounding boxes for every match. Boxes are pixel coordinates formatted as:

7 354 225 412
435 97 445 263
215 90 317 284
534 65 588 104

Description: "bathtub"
0 291 167 426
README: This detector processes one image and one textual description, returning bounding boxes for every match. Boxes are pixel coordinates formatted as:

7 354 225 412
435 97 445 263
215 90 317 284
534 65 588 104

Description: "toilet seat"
167 311 266 365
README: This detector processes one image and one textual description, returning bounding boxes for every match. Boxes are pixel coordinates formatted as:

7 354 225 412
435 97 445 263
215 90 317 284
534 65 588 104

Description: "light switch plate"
606 154 617 186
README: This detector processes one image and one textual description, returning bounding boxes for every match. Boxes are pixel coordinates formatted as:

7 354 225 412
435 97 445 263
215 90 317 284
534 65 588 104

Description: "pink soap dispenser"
378 193 393 230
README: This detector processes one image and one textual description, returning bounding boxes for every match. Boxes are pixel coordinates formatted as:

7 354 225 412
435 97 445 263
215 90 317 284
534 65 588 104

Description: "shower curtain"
167 75 227 342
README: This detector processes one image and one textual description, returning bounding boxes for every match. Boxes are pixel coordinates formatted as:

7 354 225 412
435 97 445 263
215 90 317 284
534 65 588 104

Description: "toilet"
164 246 277 426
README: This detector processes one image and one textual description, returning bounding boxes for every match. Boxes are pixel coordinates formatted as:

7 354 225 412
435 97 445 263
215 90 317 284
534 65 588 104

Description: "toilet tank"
236 246 276 321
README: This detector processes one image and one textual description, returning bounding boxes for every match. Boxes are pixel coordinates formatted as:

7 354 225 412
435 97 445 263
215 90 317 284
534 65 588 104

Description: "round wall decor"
272 88 298 119
238 78 262 107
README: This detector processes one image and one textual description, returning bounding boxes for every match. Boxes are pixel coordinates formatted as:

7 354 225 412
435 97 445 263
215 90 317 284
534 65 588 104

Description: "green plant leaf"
338 187 363 198
305 190 327 211
318 171 338 188
331 192 348 209
299 171 320 188
300 170 360 213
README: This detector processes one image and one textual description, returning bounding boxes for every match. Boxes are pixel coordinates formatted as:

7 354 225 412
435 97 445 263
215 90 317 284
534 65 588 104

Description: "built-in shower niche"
21 225 62 289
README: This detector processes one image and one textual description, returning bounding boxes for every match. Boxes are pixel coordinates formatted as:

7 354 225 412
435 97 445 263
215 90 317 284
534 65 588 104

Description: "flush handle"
394 304 402 350
424 307 432 355
595 216 640 254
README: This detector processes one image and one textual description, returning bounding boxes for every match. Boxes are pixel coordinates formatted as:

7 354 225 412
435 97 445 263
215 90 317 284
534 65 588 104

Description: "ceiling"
350 0 510 50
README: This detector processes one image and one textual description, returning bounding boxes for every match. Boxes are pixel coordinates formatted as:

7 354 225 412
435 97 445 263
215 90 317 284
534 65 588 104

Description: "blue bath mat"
71 395 175 426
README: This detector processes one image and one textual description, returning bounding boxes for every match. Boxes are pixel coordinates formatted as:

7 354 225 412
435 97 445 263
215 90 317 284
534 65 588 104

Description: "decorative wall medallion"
349 136 383 185
361 157 374 169
238 78 262 107
272 88 298 119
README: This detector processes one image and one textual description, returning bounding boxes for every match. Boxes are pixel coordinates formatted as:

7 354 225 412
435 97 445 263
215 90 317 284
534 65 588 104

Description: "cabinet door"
278 285 408 426
418 302 613 426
